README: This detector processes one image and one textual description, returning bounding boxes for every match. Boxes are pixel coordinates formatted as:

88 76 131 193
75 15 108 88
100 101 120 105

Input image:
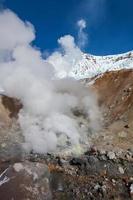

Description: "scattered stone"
115 149 123 157
107 151 116 160
111 179 116 184
69 157 87 167
128 148 133 154
94 183 101 191
118 166 125 174
69 158 82 166
118 131 127 138
125 151 133 161
101 185 107 196
13 163 24 172
130 184 133 196
99 149 106 155
1 143 7 148
57 182 64 192
99 155 107 161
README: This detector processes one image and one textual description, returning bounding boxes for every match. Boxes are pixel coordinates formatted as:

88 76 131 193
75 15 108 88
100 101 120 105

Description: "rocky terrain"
0 69 133 199
92 69 133 151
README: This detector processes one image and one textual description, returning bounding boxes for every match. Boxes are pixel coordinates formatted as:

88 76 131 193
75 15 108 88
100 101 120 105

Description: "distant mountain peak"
70 51 133 79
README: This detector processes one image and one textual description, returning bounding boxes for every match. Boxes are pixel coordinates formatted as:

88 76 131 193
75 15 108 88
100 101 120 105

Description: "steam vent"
0 1 133 199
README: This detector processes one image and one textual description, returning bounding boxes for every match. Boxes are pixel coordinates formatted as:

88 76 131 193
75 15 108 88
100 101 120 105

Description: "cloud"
0 9 35 50
0 9 101 154
77 19 86 29
47 35 83 78
77 19 88 49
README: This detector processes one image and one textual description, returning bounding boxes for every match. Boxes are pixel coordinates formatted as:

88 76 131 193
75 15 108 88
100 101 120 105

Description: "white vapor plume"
0 9 101 154
0 9 35 50
77 19 88 49
47 35 83 78
77 19 86 29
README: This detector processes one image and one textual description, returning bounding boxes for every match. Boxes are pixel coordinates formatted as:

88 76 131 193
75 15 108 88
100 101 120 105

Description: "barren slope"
92 69 133 151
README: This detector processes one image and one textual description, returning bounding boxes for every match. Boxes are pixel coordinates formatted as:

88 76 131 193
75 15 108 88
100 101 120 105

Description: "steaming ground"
0 9 101 154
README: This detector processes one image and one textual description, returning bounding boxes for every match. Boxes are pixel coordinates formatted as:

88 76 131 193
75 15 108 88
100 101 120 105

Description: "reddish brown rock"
0 161 52 200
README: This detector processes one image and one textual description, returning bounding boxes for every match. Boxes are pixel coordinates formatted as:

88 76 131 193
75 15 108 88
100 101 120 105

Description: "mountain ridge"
71 50 133 79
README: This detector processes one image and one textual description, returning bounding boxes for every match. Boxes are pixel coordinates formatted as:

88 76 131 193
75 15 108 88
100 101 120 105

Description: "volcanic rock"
0 161 51 200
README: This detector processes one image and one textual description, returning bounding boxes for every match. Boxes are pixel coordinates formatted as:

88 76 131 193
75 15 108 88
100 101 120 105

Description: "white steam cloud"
77 19 88 49
0 9 35 50
0 9 100 154
47 35 83 78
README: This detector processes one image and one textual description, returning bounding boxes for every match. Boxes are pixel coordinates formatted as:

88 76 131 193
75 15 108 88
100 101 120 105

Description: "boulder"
0 161 52 200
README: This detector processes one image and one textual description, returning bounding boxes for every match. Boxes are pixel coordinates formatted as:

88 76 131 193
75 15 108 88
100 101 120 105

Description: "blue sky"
2 0 133 55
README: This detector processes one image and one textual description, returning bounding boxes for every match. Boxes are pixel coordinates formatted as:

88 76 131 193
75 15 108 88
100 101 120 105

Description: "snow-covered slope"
71 51 133 79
